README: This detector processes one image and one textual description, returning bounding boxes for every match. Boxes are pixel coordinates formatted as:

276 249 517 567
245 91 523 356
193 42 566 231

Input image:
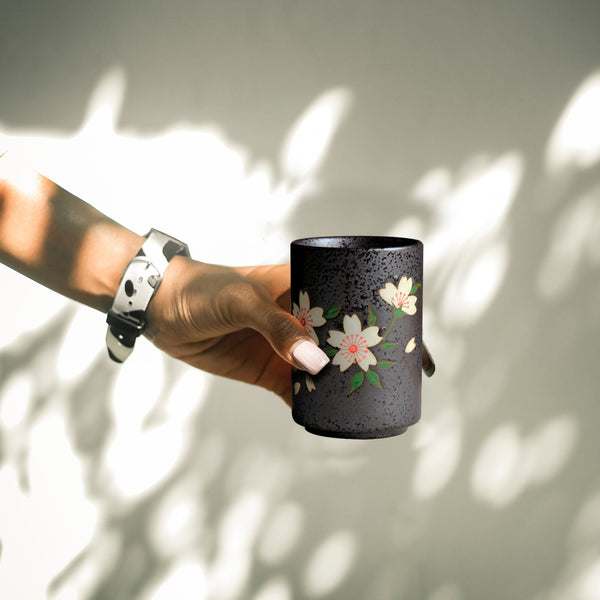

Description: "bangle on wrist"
106 228 190 363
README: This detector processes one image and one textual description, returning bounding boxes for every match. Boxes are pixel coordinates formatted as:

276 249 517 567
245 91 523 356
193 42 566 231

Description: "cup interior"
292 236 420 250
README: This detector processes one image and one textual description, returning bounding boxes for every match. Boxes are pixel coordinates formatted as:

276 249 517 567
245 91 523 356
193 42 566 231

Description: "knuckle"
268 310 298 339
269 314 309 353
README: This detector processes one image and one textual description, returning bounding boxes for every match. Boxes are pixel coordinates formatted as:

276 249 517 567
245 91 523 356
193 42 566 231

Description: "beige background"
1 1 599 599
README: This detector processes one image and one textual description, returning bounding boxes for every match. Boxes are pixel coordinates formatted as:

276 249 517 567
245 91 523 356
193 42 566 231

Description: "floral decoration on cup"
379 275 418 315
293 276 420 394
292 290 326 344
292 291 341 393
325 276 420 393
326 314 382 373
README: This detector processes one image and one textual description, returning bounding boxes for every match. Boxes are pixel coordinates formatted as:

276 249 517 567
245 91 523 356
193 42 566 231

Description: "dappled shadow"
0 51 599 600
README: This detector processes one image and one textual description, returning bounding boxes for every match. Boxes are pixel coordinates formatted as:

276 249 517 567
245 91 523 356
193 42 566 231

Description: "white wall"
1 2 599 599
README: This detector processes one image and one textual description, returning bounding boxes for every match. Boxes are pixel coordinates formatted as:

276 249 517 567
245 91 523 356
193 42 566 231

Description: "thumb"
249 302 330 375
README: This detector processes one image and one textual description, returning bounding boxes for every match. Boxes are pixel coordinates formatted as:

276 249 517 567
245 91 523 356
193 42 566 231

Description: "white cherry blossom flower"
379 276 418 315
293 291 326 344
327 314 382 372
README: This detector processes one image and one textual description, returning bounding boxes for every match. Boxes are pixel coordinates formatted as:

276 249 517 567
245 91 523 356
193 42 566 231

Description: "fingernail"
292 340 329 375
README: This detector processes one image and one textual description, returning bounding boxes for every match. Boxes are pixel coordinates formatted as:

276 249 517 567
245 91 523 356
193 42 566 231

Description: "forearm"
0 152 143 312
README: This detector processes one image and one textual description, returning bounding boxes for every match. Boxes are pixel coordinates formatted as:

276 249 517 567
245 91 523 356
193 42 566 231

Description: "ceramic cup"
291 236 424 439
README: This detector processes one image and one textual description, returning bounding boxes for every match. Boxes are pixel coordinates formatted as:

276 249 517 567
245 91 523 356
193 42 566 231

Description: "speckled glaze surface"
291 236 423 439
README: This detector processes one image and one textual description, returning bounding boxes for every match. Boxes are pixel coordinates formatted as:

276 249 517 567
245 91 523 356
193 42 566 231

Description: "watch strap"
106 229 190 363
136 228 191 273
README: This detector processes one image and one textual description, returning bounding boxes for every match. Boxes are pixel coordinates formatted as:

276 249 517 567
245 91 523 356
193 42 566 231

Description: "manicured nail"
292 340 330 375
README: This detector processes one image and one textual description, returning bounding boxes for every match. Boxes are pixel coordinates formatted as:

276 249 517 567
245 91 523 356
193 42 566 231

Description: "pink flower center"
392 292 409 309
296 308 313 330
340 334 368 364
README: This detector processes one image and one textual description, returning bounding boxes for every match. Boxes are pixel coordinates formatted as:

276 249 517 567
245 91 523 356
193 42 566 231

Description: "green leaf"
381 341 396 350
324 306 342 320
410 283 421 294
366 370 383 388
394 307 405 318
324 346 338 358
378 360 395 369
368 306 377 326
350 372 364 393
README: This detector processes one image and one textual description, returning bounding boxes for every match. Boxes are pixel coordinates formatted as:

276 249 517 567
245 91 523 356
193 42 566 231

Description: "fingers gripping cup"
291 236 424 439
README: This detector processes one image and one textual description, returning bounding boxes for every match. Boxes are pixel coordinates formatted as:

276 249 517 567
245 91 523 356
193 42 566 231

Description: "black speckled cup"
291 236 423 439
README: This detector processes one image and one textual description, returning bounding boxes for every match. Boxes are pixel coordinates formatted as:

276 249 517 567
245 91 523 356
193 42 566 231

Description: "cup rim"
291 235 421 250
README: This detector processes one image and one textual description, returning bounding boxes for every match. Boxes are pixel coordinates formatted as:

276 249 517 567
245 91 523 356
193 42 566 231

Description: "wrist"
0 153 145 312
144 254 191 342
75 223 145 313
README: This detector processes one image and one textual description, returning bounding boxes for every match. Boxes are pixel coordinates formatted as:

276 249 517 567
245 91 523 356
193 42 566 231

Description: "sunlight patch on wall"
207 490 268 600
163 367 209 423
424 153 522 271
139 557 207 600
524 415 579 488
101 422 187 502
148 485 204 560
56 305 105 382
49 531 121 600
79 67 126 140
251 577 293 600
471 423 527 508
411 167 452 207
569 489 600 551
302 530 358 598
538 485 600 600
0 370 33 430
536 554 600 600
439 239 509 329
471 416 579 508
421 310 466 378
1 66 352 267
102 339 194 502
27 411 99 531
411 405 463 500
0 266 68 350
402 153 523 333
546 70 600 176
0 410 99 600
537 186 600 299
110 339 166 431
281 88 352 181
257 500 306 566
575 558 600 600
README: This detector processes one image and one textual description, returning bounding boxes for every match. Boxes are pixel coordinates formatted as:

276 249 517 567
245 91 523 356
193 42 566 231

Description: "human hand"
0 154 327 400
145 258 329 405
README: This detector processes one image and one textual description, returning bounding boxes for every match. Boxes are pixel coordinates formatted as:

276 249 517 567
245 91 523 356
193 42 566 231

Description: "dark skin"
146 261 302 404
